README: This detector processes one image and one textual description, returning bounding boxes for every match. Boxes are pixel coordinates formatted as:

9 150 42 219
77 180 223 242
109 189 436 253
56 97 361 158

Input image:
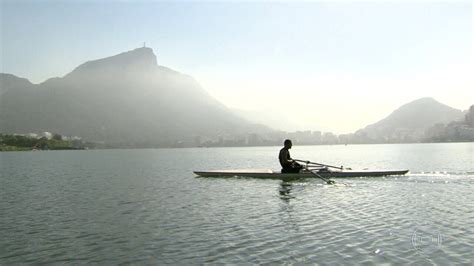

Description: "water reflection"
278 181 301 233
279 181 295 201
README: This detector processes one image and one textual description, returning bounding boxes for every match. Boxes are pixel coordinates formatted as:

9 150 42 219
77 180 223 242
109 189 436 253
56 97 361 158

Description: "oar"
294 159 336 184
293 161 334 184
304 166 336 185
296 160 350 186
294 159 343 170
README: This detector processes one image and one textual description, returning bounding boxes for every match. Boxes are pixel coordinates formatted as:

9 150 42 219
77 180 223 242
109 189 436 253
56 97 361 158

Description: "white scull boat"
194 168 409 179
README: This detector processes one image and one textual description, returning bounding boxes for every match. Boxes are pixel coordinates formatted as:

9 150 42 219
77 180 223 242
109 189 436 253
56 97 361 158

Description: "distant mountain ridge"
1 48 469 147
356 97 464 142
0 47 271 147
0 73 33 95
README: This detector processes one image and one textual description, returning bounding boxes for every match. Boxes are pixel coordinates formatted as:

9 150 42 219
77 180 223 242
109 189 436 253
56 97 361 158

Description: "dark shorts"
281 163 303 173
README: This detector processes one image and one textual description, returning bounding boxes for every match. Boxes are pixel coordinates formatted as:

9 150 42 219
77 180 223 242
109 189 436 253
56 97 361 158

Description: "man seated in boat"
279 139 303 173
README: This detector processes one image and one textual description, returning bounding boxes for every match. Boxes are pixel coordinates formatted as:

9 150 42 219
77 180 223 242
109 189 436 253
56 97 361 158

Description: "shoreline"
1 141 472 152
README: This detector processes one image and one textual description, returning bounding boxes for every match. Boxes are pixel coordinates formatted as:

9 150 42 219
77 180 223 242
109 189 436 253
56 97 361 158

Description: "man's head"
284 139 292 149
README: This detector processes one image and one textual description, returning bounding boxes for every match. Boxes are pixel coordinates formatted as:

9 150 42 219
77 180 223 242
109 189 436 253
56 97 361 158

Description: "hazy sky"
1 1 472 133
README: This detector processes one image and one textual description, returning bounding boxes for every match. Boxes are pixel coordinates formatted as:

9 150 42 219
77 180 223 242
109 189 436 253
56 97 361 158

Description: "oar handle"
294 159 343 170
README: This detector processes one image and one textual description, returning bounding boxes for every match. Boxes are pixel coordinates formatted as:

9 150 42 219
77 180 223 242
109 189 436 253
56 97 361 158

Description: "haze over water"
1 2 472 132
1 143 472 264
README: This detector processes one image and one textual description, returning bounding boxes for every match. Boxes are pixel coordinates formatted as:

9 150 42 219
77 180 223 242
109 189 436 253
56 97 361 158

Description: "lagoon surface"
1 143 473 264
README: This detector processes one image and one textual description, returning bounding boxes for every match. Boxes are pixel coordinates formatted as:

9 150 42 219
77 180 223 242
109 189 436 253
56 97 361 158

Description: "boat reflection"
279 181 295 201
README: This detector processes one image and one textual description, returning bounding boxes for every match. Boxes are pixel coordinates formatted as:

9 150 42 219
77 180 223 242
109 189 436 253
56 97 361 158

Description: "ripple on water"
1 146 473 264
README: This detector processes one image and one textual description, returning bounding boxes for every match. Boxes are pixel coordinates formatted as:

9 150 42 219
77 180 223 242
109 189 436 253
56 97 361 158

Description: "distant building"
466 105 474 127
247 133 260 146
27 133 39 139
322 132 338 144
42 132 52 140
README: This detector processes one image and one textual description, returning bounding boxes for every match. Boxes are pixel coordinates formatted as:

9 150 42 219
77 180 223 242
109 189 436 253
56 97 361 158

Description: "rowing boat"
193 168 409 179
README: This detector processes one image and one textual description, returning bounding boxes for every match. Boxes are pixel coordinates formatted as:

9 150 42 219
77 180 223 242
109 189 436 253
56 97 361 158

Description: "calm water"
1 143 473 264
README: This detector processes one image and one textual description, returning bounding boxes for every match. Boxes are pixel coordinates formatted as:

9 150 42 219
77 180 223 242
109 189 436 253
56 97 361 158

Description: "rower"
279 139 303 173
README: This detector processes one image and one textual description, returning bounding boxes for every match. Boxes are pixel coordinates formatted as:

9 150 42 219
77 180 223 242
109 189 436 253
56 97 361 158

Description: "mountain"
355 97 464 142
0 47 271 147
0 73 33 95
